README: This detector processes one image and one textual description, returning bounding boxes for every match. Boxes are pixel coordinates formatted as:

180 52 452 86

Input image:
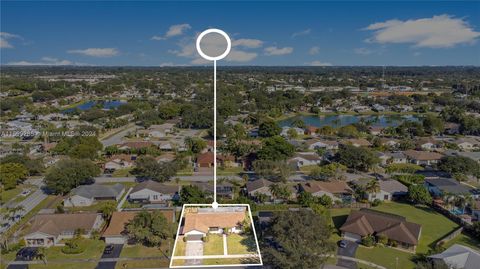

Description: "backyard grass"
203 235 224 255
299 165 320 173
226 234 257 254
217 167 243 175
44 239 105 261
67 200 117 213
443 233 480 251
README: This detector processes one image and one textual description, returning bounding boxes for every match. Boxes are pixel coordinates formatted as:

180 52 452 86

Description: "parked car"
104 245 114 254
339 240 347 248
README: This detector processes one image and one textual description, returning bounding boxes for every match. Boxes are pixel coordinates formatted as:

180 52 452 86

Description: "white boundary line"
169 204 263 268
213 59 217 205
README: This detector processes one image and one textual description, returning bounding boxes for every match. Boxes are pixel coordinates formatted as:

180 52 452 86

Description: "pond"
278 114 421 128
63 100 126 113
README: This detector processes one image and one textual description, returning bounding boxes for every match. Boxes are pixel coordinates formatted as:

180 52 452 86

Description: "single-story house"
288 152 322 168
103 209 175 244
386 152 408 164
118 141 154 151
181 207 246 241
24 213 103 247
306 139 339 151
379 138 400 148
64 183 125 207
404 150 443 166
298 181 353 202
429 244 480 269
104 155 136 171
246 179 274 200
454 138 480 151
416 138 440 151
304 126 319 136
128 180 179 203
196 152 214 167
280 127 304 137
424 177 477 198
340 209 421 252
354 179 408 201
342 138 371 148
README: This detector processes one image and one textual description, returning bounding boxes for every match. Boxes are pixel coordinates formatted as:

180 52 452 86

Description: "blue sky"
1 1 479 66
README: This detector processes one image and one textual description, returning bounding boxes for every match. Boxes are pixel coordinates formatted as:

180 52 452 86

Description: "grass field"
226 234 257 255
115 259 169 269
29 262 97 269
174 236 186 256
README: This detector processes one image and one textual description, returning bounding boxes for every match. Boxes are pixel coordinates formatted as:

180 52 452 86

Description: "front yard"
203 234 224 255
226 234 257 254
44 239 105 261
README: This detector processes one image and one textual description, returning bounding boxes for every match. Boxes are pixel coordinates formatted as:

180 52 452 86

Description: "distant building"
64 184 125 207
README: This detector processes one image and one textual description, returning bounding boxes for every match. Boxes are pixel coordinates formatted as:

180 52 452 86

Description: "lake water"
63 100 126 113
279 114 420 128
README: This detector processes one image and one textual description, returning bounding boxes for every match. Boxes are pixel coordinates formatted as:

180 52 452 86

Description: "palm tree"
36 247 47 264
8 205 25 222
269 184 281 201
365 179 380 199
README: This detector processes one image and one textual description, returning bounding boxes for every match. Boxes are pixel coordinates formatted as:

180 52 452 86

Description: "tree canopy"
44 158 100 195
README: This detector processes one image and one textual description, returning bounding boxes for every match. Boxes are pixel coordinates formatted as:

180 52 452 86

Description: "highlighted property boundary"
169 204 263 268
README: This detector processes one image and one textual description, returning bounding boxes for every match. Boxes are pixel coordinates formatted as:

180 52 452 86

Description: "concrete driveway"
337 240 358 269
96 244 123 269
185 241 204 265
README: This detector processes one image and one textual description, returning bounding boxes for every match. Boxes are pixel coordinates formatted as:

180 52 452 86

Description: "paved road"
101 124 139 147
96 244 123 269
337 240 358 269
1 179 47 234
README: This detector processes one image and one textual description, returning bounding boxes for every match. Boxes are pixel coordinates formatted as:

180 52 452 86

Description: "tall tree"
262 210 335 269
44 159 99 195
126 210 173 247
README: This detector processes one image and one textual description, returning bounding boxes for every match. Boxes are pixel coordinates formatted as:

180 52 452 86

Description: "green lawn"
226 234 257 254
121 240 173 258
44 239 105 261
217 167 243 175
356 245 415 269
299 165 319 173
1 186 23 204
67 200 117 213
204 235 224 255
443 233 480 251
174 236 186 256
111 168 133 177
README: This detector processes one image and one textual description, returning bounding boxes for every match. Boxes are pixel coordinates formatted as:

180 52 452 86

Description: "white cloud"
364 15 480 48
226 50 258 62
152 23 191 40
309 46 320 55
0 32 22 49
171 34 260 63
68 48 119 57
264 46 293 56
292 29 311 38
232 38 263 48
7 57 90 66
354 47 373 55
306 60 332 66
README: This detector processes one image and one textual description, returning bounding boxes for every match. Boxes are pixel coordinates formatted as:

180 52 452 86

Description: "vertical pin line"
213 60 217 204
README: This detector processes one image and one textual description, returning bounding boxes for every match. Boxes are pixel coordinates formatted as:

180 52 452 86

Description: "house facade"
64 183 125 207
128 180 179 203
24 213 103 247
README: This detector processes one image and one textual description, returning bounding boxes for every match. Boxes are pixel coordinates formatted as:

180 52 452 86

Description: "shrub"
377 234 388 245
61 238 85 254
371 199 382 207
202 235 209 242
361 235 375 247
183 237 187 242
388 239 398 247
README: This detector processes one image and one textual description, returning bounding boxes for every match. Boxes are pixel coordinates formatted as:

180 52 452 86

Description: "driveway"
185 241 204 265
96 244 123 269
337 240 358 269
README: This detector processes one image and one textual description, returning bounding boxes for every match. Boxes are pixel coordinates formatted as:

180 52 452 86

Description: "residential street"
95 244 123 269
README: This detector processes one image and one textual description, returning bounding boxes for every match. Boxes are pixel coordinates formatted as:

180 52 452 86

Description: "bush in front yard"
361 235 375 247
370 199 382 207
61 238 85 254
388 239 398 247
377 234 388 245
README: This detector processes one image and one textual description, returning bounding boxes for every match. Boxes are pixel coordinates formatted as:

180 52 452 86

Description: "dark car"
16 247 38 261
103 245 114 254
339 240 348 248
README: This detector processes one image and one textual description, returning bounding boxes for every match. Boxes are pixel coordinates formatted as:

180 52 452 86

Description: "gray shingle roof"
72 183 124 199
